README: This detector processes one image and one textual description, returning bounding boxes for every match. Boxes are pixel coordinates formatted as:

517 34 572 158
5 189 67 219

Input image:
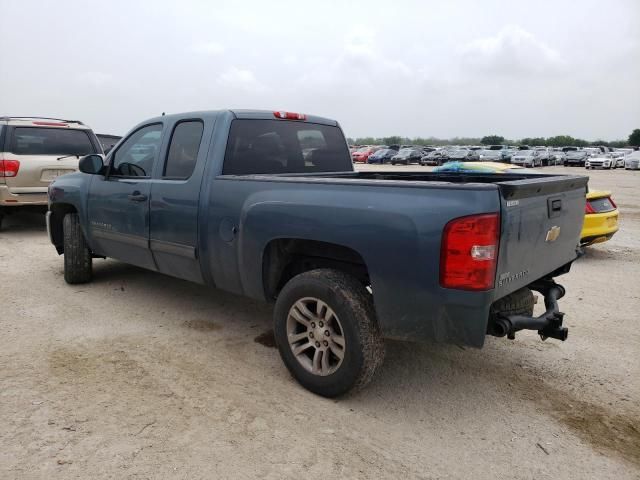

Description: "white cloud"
460 25 564 75
217 67 267 93
298 26 413 91
76 71 114 88
191 41 225 55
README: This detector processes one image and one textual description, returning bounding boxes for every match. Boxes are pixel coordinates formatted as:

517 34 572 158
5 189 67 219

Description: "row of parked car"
350 144 640 169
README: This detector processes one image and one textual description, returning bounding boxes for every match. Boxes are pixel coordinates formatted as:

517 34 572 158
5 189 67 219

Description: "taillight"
273 111 306 120
0 160 20 177
585 201 595 214
440 213 500 291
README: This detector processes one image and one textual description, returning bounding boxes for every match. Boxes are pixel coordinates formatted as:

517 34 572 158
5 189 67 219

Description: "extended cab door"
148 118 210 283
87 123 163 270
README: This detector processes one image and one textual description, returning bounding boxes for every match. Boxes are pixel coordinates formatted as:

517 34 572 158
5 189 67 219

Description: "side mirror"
79 154 105 175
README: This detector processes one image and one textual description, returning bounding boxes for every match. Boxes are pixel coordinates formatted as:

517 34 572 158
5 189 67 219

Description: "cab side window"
110 124 163 177
163 121 204 179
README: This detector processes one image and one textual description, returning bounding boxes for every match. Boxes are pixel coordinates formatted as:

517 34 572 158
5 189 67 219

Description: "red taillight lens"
440 213 500 291
273 111 306 120
0 160 20 177
585 201 595 214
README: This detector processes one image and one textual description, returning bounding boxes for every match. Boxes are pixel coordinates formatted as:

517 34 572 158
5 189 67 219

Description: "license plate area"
40 169 75 182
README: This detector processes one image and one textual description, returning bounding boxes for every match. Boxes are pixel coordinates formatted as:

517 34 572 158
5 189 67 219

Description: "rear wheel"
63 213 92 284
273 269 385 397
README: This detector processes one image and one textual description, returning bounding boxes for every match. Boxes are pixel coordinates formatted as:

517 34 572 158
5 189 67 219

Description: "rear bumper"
0 185 48 206
581 211 619 244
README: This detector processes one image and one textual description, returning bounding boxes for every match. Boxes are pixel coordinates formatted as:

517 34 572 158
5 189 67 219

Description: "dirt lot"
1 166 638 479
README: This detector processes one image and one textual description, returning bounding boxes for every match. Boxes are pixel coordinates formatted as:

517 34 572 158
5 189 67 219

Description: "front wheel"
63 213 92 284
273 269 385 397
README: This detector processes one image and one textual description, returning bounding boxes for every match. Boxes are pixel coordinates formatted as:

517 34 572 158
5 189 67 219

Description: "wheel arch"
262 238 370 301
49 203 78 254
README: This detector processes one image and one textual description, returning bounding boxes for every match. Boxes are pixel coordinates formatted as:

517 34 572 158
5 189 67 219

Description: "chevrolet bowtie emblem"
546 226 561 242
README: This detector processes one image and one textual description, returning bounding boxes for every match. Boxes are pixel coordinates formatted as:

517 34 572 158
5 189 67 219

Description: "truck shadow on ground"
0 210 47 233
85 259 640 468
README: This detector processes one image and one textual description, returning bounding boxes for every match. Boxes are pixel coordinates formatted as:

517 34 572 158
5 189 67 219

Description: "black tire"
489 287 535 323
273 269 385 397
0 214 4 232
63 213 92 284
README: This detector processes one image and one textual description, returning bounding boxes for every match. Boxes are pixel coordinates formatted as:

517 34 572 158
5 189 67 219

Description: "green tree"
629 129 640 147
480 135 505 145
382 136 402 146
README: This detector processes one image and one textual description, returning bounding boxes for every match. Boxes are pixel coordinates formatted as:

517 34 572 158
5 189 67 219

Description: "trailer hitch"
491 280 568 341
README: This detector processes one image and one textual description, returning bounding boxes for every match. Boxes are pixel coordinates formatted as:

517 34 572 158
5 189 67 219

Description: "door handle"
128 192 147 202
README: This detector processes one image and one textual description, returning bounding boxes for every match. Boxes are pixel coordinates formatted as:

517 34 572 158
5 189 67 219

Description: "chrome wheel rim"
286 297 346 376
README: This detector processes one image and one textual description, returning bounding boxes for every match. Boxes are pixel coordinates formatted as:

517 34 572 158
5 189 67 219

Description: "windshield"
519 151 534 156
9 127 96 156
482 150 500 156
396 148 412 155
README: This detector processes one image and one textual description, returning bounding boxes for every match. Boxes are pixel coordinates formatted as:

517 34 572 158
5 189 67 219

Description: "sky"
1 0 638 141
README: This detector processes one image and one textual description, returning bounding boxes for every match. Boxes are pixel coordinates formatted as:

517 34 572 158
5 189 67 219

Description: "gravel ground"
0 166 638 479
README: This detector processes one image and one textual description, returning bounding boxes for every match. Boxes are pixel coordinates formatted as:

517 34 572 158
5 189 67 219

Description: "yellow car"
434 162 619 246
581 190 619 246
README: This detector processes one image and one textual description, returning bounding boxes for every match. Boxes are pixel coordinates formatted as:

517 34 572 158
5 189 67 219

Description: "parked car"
96 134 122 154
478 149 509 163
352 146 381 163
534 147 552 166
511 150 542 167
47 109 588 397
585 154 615 170
0 116 102 230
420 150 449 166
581 191 619 246
388 147 422 165
625 151 640 170
447 149 479 161
564 150 589 167
551 149 566 165
367 148 396 164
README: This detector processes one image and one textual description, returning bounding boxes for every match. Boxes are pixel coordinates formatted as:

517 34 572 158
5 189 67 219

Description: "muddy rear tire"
63 213 92 284
274 269 385 397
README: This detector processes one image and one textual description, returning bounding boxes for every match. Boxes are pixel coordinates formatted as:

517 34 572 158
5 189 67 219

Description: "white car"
511 150 542 167
585 155 615 170
625 151 640 170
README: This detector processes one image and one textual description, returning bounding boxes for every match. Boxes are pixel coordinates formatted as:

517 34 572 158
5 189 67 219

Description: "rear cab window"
9 127 97 156
222 119 351 175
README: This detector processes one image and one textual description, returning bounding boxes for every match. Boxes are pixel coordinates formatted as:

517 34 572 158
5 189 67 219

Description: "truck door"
87 123 163 270
149 119 208 283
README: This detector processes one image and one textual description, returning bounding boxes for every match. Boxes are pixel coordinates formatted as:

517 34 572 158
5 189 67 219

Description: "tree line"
347 129 640 148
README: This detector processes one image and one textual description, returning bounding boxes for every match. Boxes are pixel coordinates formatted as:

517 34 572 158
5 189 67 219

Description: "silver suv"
0 117 102 229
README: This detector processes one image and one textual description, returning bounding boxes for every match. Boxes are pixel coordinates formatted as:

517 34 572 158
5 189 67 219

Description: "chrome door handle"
128 192 147 202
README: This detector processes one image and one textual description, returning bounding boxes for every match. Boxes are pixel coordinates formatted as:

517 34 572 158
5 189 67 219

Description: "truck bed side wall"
205 178 502 347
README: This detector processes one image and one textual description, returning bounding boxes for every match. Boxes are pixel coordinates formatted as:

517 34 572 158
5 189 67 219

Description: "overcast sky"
1 0 638 140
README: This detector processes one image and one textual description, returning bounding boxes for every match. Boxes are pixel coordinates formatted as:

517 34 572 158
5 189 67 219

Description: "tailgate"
2 153 78 192
494 175 588 297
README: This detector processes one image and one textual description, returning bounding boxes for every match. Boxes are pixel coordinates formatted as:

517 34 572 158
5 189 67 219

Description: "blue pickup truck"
47 110 588 396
